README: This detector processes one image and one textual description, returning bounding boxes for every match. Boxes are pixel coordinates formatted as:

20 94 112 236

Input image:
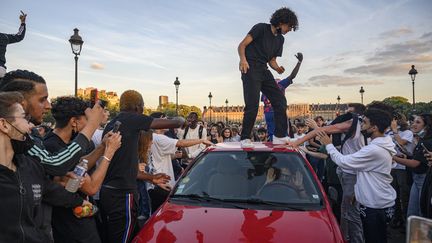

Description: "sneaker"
240 139 254 148
273 136 290 145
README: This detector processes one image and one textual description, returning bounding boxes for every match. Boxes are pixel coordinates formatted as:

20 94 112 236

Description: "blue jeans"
264 112 275 141
407 172 426 217
137 180 151 218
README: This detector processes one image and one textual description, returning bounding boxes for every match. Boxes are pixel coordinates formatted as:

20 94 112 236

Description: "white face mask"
416 128 426 138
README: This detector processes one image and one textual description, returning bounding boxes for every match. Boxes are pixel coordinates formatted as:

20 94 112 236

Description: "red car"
133 142 344 243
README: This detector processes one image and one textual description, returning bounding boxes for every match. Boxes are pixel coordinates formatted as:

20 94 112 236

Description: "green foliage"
380 96 432 117
158 103 202 118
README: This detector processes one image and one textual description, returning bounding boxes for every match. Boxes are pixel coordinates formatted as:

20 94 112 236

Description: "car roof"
205 142 300 153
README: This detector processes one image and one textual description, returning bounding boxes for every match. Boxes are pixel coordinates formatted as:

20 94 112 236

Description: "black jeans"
240 68 287 140
359 205 394 243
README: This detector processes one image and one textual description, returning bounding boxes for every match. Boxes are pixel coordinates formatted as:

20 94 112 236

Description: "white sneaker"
240 139 255 148
273 136 290 145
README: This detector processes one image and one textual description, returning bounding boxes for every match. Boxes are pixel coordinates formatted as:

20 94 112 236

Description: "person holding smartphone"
393 114 432 217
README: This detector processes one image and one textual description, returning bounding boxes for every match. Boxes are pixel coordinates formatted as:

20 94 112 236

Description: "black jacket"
27 132 91 176
0 154 83 243
0 23 26 68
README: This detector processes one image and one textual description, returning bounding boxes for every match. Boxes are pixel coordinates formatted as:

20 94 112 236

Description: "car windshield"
172 151 323 209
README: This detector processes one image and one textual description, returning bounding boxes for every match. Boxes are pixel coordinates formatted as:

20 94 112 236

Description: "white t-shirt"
389 129 415 170
151 133 178 188
341 119 365 174
177 126 207 158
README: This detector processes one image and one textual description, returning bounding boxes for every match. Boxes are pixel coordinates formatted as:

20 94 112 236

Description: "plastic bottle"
65 159 88 193
73 204 98 218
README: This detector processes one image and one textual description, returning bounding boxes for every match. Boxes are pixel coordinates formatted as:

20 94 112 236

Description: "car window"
173 151 322 207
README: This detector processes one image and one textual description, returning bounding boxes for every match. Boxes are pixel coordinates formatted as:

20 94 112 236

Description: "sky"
1 0 431 109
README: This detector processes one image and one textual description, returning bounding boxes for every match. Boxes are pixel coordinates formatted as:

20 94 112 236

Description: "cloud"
344 63 407 76
420 32 432 39
367 37 432 63
90 62 105 70
307 75 384 87
378 27 413 39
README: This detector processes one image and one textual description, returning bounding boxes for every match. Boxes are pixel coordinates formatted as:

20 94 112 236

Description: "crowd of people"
1 7 431 243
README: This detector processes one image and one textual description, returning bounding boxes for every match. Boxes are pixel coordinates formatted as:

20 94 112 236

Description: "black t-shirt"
245 23 284 68
102 112 154 191
411 138 432 174
43 131 99 243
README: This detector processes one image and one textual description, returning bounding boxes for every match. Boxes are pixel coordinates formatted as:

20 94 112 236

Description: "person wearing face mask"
238 7 299 148
0 92 92 243
0 69 105 176
393 114 432 217
42 96 122 243
316 108 396 243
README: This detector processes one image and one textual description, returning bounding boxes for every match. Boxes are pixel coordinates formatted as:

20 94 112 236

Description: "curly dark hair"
270 7 299 31
0 70 46 97
51 96 89 128
364 108 392 133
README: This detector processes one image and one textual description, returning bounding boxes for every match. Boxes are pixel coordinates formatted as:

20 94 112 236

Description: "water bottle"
65 159 88 193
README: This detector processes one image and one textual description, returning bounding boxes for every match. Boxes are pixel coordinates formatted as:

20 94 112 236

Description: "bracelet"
102 156 111 162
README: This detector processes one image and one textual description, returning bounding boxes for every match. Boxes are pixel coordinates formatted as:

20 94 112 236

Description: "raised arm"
79 133 122 196
6 11 27 44
287 53 303 80
150 117 186 130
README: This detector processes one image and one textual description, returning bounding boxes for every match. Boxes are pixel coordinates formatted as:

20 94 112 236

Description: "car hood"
134 202 343 243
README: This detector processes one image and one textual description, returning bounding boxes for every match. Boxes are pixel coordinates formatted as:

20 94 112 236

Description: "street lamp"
337 95 340 105
359 86 365 104
225 98 229 124
409 65 418 110
69 28 84 97
208 92 213 123
174 77 180 116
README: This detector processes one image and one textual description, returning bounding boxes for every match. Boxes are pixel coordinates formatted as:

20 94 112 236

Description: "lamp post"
359 86 365 104
337 95 340 105
225 98 229 124
208 92 213 123
409 65 418 111
174 77 180 116
69 28 83 97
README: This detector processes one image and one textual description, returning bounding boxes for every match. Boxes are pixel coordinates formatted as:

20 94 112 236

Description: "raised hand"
295 52 303 62
19 11 27 23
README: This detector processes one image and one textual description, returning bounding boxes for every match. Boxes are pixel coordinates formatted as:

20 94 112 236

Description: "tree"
158 103 202 118
382 96 412 116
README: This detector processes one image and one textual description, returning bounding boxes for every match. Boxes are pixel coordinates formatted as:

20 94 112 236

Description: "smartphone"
112 121 121 133
90 89 98 107
98 99 108 109
421 143 431 153
406 216 432 242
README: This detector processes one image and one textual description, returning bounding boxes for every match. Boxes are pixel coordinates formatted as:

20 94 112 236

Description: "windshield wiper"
222 198 307 211
171 193 247 209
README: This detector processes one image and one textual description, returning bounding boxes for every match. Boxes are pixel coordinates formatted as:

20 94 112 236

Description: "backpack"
183 125 204 139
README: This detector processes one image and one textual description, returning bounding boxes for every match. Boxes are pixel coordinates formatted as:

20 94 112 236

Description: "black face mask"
361 129 373 138
276 27 282 35
6 120 35 154
11 133 35 155
71 129 79 140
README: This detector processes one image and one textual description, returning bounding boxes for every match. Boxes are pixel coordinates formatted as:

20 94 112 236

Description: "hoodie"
326 136 397 209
